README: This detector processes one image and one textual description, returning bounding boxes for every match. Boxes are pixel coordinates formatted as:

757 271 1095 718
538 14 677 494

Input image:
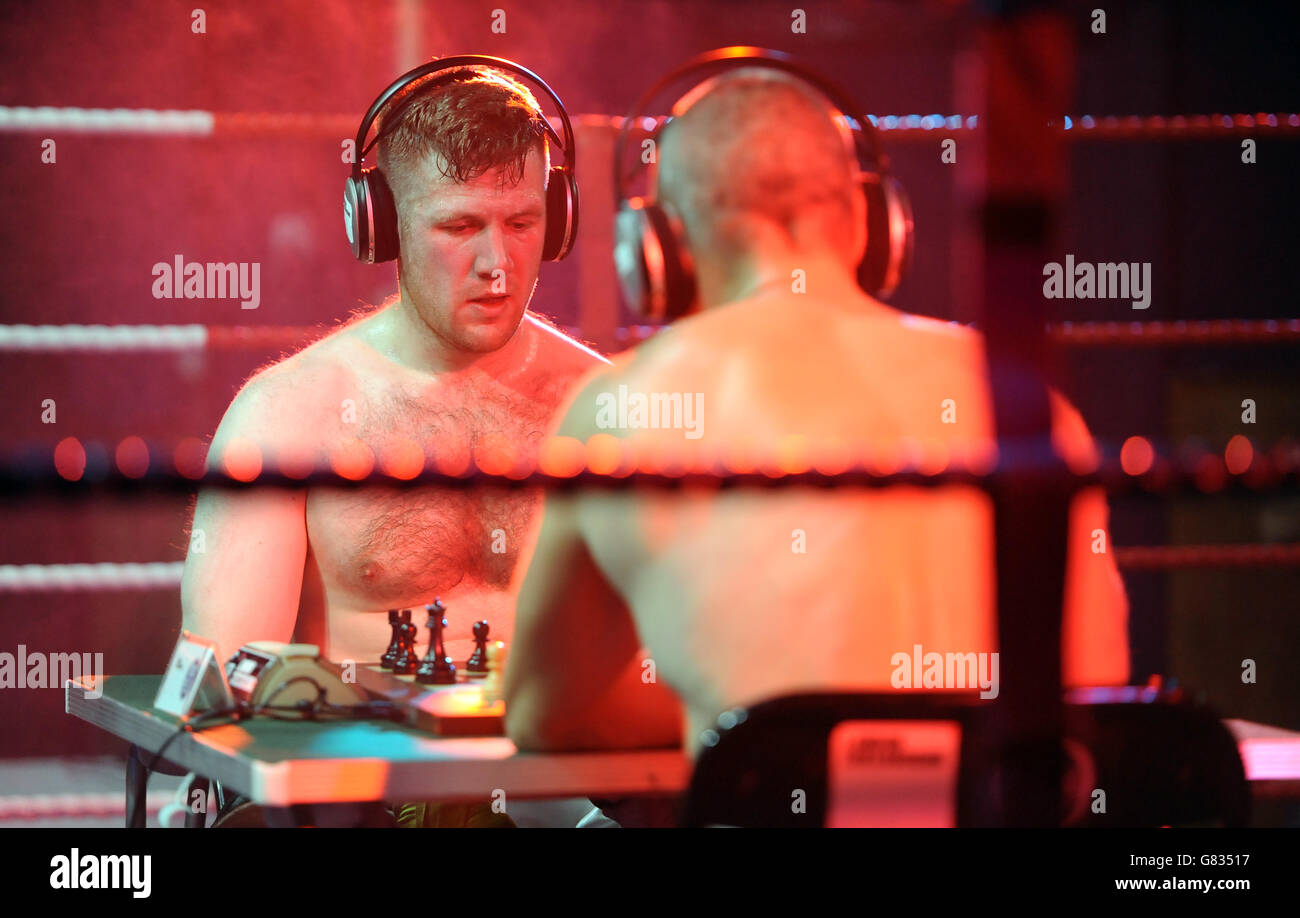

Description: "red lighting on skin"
1060 436 1100 476
776 435 812 475
916 438 950 476
115 436 150 479
812 437 853 476
173 437 208 480
433 440 472 477
474 433 517 477
54 437 86 481
868 443 903 477
635 437 685 476
538 436 585 478
1224 435 1253 475
1120 436 1155 476
330 438 374 481
966 442 1000 477
276 444 317 480
720 437 759 475
585 434 623 475
222 437 263 482
380 438 424 480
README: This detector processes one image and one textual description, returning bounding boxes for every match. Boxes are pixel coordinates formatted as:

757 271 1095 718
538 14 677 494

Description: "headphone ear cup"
614 198 696 321
345 167 399 263
344 175 367 261
366 168 400 263
614 200 652 317
858 171 913 300
543 167 579 261
642 201 696 319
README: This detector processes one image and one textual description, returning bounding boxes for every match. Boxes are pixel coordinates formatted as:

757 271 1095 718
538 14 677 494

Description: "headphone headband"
613 46 886 202
344 54 580 264
353 54 575 179
611 46 913 315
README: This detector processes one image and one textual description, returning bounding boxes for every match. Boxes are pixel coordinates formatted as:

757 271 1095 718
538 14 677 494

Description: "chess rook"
381 608 410 670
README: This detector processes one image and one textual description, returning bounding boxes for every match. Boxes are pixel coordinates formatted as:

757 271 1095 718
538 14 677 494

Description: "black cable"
144 705 244 775
142 677 407 807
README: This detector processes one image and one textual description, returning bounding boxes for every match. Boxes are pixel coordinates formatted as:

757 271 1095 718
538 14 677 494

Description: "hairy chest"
305 372 571 604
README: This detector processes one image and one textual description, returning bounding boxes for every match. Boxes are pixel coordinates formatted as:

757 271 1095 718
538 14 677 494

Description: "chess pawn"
391 621 421 675
381 609 410 670
466 620 490 676
482 642 509 705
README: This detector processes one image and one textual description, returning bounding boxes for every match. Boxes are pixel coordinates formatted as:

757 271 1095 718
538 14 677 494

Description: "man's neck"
700 247 877 313
376 295 530 378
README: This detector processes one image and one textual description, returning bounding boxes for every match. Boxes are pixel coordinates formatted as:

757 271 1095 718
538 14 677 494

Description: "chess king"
183 57 612 828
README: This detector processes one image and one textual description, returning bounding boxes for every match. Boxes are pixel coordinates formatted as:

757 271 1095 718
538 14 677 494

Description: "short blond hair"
376 67 550 204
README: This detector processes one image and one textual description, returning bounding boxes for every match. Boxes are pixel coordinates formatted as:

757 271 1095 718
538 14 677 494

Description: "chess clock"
225 641 366 711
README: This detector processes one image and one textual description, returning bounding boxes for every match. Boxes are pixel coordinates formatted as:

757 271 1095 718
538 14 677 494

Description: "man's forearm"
512 653 683 752
179 487 307 662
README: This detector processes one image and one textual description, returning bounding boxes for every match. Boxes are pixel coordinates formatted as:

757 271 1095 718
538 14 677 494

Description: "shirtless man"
180 68 607 824
505 68 1130 761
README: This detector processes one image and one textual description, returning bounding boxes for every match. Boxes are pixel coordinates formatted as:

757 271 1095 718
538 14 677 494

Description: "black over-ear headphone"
613 46 913 320
344 54 579 264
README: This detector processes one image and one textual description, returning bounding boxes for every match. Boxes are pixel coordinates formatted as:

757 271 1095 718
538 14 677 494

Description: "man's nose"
474 224 510 277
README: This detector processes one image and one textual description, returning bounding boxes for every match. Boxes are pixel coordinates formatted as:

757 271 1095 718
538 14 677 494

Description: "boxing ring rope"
0 562 185 592
3 105 1297 140
1112 544 1300 571
5 542 1300 595
1 432 1297 490
1 428 1294 593
0 324 319 352
3 319 1299 352
0 790 173 822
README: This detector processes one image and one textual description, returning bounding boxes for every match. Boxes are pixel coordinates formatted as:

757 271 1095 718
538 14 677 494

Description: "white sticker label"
155 639 215 717
826 720 962 827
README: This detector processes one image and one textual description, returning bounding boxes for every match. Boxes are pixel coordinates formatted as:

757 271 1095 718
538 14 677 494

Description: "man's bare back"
516 292 1129 755
182 306 605 666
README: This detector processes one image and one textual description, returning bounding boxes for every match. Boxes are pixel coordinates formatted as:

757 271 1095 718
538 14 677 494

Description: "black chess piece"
392 620 421 675
381 609 410 670
467 620 490 675
416 599 456 685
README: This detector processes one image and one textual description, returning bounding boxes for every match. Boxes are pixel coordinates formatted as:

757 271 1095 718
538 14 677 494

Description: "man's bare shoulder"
548 354 629 442
894 311 981 342
522 311 611 378
211 325 363 454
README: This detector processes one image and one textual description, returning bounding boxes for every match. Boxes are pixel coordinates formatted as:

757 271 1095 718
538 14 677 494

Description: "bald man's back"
567 294 1129 753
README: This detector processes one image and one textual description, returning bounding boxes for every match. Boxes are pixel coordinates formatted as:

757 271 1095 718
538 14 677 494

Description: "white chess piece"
482 641 509 705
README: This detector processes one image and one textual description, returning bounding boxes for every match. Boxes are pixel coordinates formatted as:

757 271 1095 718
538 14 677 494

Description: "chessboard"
347 663 505 737
322 602 507 737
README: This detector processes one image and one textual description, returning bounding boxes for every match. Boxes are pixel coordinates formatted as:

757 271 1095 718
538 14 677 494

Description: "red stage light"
1224 435 1253 475
53 437 86 482
115 436 150 479
1120 436 1154 476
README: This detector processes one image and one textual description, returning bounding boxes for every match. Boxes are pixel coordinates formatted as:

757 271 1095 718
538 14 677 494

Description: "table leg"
125 745 148 828
185 777 211 828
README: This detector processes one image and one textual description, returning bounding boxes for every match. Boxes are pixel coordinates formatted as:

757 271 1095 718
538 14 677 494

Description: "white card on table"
154 631 232 718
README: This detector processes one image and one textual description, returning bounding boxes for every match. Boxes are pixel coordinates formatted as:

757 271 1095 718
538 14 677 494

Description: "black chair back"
681 689 1249 827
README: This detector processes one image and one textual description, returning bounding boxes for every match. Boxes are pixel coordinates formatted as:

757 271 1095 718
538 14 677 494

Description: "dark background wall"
1 0 1297 757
